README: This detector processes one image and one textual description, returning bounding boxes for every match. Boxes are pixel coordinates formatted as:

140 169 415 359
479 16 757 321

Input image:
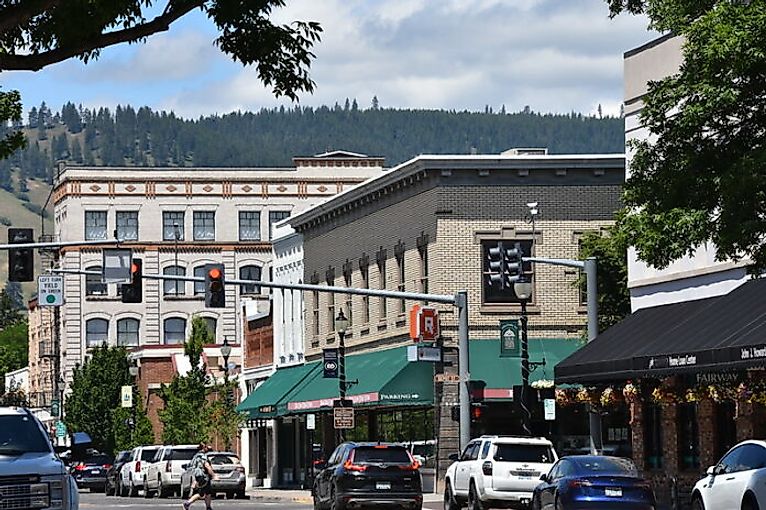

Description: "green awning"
284 346 434 414
469 338 582 400
236 363 316 419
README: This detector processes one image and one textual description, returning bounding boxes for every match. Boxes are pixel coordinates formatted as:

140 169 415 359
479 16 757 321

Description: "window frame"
268 210 291 240
239 265 262 295
85 265 107 296
163 317 187 345
377 258 387 318
163 266 186 296
396 253 405 313
84 211 108 241
162 211 185 241
193 266 206 295
85 318 109 347
192 211 216 241
115 211 139 241
239 211 261 241
116 318 139 347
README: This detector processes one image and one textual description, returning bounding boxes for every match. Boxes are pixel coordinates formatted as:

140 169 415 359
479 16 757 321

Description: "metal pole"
584 257 602 453
338 329 347 443
520 300 531 436
456 290 470 450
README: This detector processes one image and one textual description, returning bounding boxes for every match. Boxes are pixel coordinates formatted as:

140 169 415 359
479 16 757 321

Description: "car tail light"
135 461 141 473
482 461 493 476
74 464 86 471
166 461 172 473
103 464 112 470
568 479 593 489
342 451 367 472
236 466 245 473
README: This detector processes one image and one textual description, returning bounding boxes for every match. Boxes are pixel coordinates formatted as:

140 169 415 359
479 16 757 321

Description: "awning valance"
555 278 766 384
236 363 315 419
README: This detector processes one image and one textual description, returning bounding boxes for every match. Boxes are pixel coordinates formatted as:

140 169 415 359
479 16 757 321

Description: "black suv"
313 442 422 510
105 450 132 496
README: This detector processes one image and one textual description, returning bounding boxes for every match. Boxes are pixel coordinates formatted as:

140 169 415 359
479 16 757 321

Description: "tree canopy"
608 0 766 272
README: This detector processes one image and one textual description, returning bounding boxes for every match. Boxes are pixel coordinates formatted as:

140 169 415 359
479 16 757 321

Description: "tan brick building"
272 149 625 484
27 298 57 426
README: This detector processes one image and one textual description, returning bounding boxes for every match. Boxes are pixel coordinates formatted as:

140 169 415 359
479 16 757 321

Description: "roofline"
624 32 676 59
288 153 625 229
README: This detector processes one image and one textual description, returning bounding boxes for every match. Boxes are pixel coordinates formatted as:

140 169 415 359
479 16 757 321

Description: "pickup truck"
0 406 80 510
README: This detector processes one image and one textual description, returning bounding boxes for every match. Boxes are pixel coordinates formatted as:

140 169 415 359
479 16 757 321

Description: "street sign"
544 398 556 421
323 349 339 378
38 275 64 307
50 399 60 418
333 407 354 430
55 421 67 438
121 385 133 408
409 305 440 342
407 345 442 363
102 248 133 284
307 414 316 430
434 373 461 383
499 319 521 358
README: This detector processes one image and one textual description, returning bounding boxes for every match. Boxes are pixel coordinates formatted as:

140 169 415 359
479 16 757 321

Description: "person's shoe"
182 502 190 510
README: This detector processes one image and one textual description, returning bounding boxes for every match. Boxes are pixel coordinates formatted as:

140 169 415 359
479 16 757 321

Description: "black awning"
555 278 766 383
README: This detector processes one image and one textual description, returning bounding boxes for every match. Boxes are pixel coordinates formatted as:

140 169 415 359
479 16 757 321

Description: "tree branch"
0 0 64 36
0 0 204 71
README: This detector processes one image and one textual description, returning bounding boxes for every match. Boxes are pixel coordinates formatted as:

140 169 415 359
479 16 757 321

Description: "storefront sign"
646 353 698 370
380 392 421 402
306 414 316 430
409 305 440 342
258 405 275 414
288 392 380 411
543 399 556 421
740 344 766 360
406 345 442 362
686 371 742 386
499 320 520 358
323 349 339 378
333 407 354 430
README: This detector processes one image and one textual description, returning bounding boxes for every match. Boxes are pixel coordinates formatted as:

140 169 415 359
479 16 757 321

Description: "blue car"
532 456 656 510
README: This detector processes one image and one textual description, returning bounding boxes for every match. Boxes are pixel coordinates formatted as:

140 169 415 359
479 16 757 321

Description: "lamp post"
514 276 533 437
334 310 350 441
128 361 139 444
221 337 233 450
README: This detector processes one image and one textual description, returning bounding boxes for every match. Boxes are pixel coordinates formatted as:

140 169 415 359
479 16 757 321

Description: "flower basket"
622 382 639 403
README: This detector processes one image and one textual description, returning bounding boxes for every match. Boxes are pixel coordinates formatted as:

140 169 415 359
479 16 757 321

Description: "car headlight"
41 475 65 509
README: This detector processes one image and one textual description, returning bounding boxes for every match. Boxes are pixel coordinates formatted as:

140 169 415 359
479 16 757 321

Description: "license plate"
91 469 100 475
376 482 391 490
605 488 622 497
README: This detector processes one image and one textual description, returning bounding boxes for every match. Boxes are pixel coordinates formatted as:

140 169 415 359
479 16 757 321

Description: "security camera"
526 202 538 209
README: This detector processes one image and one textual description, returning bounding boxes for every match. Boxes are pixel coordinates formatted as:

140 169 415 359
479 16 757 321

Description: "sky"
1 0 654 120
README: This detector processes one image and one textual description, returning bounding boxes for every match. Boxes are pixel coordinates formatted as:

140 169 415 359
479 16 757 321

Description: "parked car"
407 440 436 469
70 452 114 492
692 439 766 510
105 450 132 496
313 442 423 510
144 444 198 498
0 406 81 509
118 445 161 497
180 451 246 500
532 455 655 510
444 435 558 510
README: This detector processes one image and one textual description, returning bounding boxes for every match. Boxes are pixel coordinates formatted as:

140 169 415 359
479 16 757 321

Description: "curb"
248 493 313 504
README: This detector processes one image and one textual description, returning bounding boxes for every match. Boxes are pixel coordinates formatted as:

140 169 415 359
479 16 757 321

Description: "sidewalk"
247 488 443 504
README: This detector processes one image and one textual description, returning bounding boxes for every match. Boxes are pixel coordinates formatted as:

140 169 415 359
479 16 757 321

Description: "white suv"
144 445 198 498
118 445 161 497
444 436 557 510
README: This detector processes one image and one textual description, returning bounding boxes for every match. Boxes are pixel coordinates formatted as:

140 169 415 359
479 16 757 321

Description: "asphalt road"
78 491 312 510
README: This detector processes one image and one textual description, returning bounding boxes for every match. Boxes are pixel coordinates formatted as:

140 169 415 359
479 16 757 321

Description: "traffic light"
205 263 225 308
471 403 488 421
505 242 523 283
121 259 143 303
486 241 525 289
8 228 34 282
450 406 460 422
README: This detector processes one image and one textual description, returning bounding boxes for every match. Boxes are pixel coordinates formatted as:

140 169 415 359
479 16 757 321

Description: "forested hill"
2 101 625 190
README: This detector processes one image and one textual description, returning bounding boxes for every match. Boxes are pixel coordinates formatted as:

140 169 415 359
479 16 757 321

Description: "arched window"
203 317 217 338
85 266 106 296
239 265 261 295
117 318 139 347
163 266 186 295
193 266 206 295
85 318 108 347
163 318 187 345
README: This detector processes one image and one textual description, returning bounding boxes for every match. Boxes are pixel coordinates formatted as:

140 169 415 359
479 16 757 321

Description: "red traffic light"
208 267 222 280
131 263 139 274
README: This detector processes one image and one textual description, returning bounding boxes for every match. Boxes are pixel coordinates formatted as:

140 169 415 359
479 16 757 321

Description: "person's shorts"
194 482 212 496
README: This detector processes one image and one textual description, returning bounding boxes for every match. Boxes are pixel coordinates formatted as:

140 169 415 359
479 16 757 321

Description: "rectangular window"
269 210 291 240
163 211 184 241
418 246 429 294
344 271 353 327
644 404 663 470
163 266 186 296
397 254 406 313
577 238 587 305
193 211 215 241
678 402 699 470
239 211 261 241
378 259 387 319
481 239 534 304
312 290 320 337
327 276 335 333
361 264 370 323
715 402 737 461
84 211 107 240
116 211 139 241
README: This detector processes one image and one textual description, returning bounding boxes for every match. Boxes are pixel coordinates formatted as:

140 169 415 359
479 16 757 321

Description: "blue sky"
1 0 654 120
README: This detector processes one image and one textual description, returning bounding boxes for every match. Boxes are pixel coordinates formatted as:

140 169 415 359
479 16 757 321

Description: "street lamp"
334 309 350 442
514 276 533 437
220 338 233 451
128 361 139 443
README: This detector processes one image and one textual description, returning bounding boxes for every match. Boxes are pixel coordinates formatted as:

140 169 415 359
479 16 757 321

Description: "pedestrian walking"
182 442 218 510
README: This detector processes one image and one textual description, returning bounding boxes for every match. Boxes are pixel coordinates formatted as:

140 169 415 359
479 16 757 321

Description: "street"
78 491 445 509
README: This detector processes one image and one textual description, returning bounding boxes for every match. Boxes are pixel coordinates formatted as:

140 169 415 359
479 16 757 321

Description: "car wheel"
157 478 166 498
692 496 705 510
743 493 760 510
330 484 345 510
236 491 246 499
143 479 152 498
554 493 563 510
468 482 485 510
444 481 460 510
531 494 541 510
314 493 323 510
117 478 124 497
128 478 137 498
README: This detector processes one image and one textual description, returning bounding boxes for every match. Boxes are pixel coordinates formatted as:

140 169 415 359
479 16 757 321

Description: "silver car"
180 452 246 500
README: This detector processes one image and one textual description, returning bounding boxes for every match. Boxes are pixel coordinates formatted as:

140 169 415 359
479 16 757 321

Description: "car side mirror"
539 473 548 482
707 465 716 476
182 464 189 470
448 453 460 462
314 461 327 470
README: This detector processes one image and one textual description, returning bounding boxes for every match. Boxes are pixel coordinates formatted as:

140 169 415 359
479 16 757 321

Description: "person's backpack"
192 455 209 486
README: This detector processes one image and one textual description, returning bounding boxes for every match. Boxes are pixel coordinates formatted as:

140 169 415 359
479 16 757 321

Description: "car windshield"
116 451 131 463
141 449 158 461
0 415 51 454
494 444 554 463
573 457 638 477
353 447 410 464
209 454 234 465
169 449 198 461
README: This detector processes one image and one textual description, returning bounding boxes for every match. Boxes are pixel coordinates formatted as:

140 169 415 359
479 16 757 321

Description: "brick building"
26 298 57 430
241 148 625 486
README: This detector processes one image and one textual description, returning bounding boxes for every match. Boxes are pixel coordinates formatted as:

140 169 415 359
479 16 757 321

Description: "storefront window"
715 401 737 461
678 402 700 470
644 404 663 470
